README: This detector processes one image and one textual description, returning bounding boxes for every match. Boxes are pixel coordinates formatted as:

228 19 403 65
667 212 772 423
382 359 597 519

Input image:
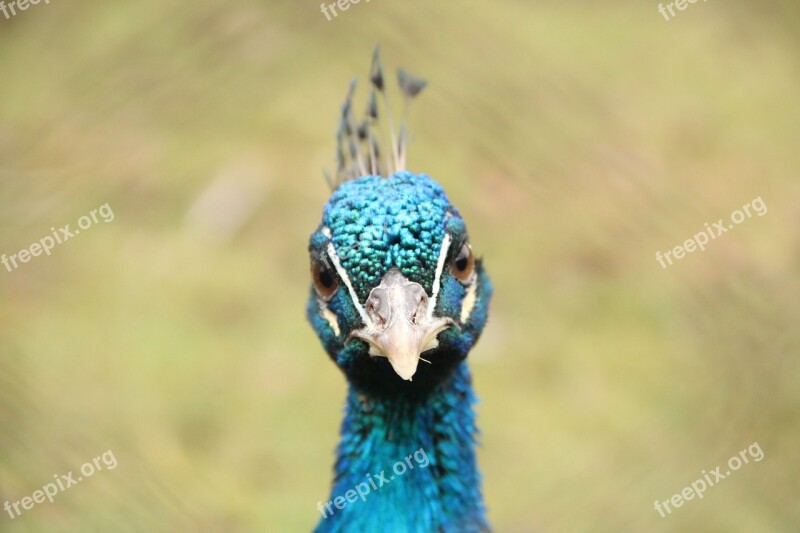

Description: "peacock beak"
349 269 454 381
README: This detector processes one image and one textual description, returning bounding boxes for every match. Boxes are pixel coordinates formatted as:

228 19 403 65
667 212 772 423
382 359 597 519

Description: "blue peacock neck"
315 362 488 532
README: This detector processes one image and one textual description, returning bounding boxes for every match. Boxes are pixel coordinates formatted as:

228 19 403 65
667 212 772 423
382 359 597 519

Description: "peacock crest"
326 46 429 189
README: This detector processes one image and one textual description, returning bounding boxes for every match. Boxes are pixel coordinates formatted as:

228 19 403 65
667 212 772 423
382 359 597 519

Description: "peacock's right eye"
451 243 475 282
311 257 340 299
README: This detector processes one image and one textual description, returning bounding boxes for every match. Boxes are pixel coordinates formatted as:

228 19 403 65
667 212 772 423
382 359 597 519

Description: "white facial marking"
319 300 341 336
322 229 373 328
460 281 478 323
427 233 452 317
320 226 465 336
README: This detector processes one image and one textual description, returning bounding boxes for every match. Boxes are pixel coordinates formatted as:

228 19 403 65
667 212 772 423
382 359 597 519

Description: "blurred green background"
1 1 799 531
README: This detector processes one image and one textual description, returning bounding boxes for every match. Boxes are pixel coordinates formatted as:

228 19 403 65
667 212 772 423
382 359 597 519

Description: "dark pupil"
455 252 468 271
318 266 334 288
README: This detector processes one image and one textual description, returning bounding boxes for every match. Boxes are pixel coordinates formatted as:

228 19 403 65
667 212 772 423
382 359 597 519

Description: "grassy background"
1 0 799 531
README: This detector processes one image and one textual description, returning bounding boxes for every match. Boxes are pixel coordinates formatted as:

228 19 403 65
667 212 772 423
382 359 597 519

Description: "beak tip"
388 358 419 381
394 366 417 382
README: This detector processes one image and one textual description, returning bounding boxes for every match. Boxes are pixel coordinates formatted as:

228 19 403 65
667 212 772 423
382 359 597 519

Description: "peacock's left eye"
451 243 475 282
311 257 340 299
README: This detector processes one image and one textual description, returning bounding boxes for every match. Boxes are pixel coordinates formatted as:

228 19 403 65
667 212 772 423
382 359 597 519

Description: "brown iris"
451 243 475 282
311 258 340 299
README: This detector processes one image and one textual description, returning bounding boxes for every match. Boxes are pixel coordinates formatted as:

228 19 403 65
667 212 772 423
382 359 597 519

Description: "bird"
307 47 493 532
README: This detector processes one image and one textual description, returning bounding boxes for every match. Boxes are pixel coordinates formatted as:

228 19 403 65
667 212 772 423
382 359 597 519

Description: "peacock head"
307 172 492 395
306 48 491 395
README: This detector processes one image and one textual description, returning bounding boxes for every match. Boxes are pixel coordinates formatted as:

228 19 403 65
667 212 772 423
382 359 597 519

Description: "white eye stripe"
323 236 372 327
427 233 452 316
460 282 478 323
319 298 341 336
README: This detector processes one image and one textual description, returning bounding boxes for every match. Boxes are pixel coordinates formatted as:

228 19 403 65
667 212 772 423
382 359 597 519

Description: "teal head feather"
307 48 492 531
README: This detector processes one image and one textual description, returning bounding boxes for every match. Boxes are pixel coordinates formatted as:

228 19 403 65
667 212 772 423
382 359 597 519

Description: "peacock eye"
311 257 340 299
451 243 475 282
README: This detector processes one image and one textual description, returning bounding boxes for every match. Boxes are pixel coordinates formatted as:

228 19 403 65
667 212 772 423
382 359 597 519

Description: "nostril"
406 286 428 325
416 290 428 306
367 294 389 326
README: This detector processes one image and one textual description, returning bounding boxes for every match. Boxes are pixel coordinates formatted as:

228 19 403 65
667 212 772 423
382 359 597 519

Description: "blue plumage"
307 50 492 532
322 173 451 300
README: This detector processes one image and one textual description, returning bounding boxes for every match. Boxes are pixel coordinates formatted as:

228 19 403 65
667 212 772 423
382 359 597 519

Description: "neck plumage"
315 363 488 532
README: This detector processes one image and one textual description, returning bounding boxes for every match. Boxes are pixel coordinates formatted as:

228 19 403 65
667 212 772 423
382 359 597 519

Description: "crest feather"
326 46 428 190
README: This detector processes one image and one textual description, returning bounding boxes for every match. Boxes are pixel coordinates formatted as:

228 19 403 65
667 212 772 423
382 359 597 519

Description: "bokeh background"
1 1 799 531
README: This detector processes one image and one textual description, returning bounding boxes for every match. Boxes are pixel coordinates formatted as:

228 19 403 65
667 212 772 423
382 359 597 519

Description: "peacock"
307 47 493 532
